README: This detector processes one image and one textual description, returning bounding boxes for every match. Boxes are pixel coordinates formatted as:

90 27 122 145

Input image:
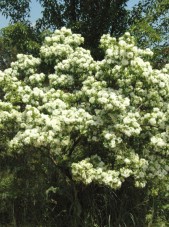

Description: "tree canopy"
0 28 169 226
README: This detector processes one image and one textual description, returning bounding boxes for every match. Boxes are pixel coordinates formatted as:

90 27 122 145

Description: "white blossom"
0 28 168 192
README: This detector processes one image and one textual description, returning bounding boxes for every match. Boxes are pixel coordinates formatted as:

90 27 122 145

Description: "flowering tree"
0 27 169 225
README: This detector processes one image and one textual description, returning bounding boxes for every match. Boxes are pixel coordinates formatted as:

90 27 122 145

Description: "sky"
0 0 43 29
0 0 140 29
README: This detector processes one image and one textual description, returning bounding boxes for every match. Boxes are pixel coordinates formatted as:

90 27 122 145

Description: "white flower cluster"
115 150 148 188
100 32 153 67
29 73 46 86
115 112 141 137
11 54 41 76
40 27 84 63
0 101 21 128
72 155 122 189
0 28 169 192
72 153 148 189
82 75 130 112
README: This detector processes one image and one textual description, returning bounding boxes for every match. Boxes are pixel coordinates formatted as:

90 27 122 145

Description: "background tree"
1 0 168 63
1 0 168 62
128 0 169 68
0 22 41 70
37 0 128 57
0 0 30 22
0 0 128 58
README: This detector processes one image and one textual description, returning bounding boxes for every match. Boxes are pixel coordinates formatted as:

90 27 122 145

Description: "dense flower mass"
0 27 169 192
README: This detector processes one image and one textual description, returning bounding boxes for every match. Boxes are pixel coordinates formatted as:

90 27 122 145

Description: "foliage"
37 0 128 55
0 28 169 226
0 0 128 59
0 22 41 70
0 0 168 62
0 0 30 22
128 0 169 68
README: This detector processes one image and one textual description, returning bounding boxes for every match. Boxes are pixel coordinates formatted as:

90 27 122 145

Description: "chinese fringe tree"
0 28 169 226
